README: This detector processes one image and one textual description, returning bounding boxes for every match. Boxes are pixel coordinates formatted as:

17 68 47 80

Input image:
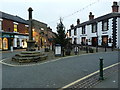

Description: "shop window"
14 24 18 32
0 38 2 49
3 38 8 50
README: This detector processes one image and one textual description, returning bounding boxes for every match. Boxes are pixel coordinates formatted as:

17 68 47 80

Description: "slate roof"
69 12 120 30
0 11 29 24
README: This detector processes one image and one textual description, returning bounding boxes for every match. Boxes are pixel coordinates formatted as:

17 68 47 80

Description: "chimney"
70 24 74 29
77 19 80 25
112 1 119 12
89 12 94 20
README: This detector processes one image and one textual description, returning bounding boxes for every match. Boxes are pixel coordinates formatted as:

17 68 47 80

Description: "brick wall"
2 19 14 32
2 19 28 34
18 23 28 34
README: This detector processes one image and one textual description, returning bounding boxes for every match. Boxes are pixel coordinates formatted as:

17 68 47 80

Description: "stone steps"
12 51 48 63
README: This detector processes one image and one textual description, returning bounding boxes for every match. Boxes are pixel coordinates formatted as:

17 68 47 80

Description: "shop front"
13 34 29 49
0 32 14 50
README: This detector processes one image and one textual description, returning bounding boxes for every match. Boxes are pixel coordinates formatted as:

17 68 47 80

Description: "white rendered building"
68 2 120 48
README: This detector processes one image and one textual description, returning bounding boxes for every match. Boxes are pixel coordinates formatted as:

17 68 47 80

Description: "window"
92 23 97 33
82 26 86 34
69 30 71 36
14 24 18 32
74 28 77 35
102 20 108 31
3 38 8 50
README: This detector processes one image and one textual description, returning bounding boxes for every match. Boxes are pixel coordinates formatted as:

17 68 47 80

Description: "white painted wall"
68 17 119 48
118 1 120 13
117 17 120 48
108 18 113 47
98 22 102 46
77 28 80 44
86 25 92 45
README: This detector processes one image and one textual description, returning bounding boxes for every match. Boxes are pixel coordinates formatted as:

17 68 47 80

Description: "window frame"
69 30 71 36
74 28 77 36
92 23 97 33
14 24 18 32
82 26 86 34
102 20 108 31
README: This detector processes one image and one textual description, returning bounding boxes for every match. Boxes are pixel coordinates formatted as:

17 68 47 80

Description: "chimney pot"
89 12 94 20
70 24 74 29
77 19 80 25
112 1 119 12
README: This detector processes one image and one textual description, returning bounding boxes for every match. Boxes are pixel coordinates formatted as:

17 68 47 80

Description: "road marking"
60 62 120 89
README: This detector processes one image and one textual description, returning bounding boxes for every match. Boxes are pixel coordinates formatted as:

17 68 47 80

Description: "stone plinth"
12 51 48 63
26 40 36 51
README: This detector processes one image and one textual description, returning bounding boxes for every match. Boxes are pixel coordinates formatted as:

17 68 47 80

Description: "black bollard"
99 57 104 80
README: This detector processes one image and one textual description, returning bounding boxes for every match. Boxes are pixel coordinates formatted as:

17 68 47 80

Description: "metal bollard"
99 57 104 80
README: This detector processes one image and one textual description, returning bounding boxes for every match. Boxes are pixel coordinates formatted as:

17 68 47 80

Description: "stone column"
27 7 35 51
28 7 33 41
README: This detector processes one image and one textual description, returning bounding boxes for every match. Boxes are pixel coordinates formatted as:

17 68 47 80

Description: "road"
2 51 119 88
0 50 25 60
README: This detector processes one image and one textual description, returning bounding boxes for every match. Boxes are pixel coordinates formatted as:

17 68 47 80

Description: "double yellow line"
59 62 120 89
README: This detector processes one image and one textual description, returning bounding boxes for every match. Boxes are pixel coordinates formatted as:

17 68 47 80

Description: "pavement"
0 47 119 89
93 70 118 88
61 62 119 89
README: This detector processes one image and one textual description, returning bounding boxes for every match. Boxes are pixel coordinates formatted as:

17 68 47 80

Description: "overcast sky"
0 0 120 32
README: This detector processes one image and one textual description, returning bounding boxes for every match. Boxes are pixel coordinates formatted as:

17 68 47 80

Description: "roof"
69 12 120 30
0 11 29 24
32 19 47 26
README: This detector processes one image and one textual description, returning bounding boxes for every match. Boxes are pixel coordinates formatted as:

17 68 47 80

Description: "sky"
0 0 120 32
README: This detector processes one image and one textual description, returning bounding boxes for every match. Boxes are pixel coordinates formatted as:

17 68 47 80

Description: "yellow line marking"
60 62 120 89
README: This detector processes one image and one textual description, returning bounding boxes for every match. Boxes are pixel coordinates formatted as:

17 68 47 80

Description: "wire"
48 0 100 24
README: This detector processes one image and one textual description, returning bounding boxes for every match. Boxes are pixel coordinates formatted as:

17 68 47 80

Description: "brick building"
0 11 29 50
31 19 55 49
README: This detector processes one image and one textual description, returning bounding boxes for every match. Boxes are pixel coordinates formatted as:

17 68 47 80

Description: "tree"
54 18 68 47
54 18 69 56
